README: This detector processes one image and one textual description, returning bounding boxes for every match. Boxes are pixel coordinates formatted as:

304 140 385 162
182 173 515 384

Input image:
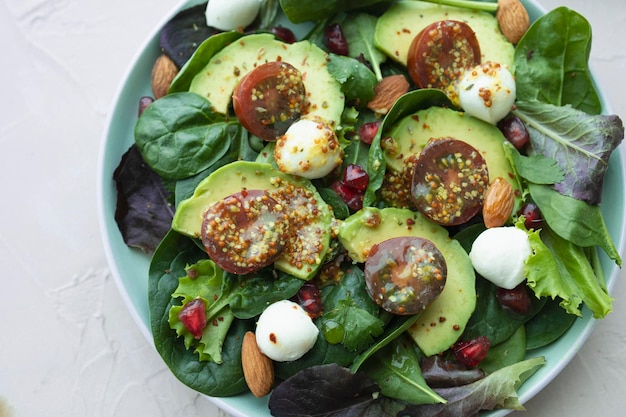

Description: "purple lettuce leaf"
514 100 624 205
113 145 173 255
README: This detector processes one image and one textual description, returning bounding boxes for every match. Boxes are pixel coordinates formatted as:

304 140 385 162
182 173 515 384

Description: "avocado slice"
172 161 333 280
374 1 514 70
384 106 522 211
188 33 344 127
338 207 476 356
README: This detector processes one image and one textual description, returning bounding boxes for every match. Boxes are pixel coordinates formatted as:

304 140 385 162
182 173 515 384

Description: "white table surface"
2 1 625 416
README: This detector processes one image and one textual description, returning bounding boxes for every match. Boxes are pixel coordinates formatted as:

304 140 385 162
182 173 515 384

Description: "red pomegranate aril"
359 121 381 145
498 114 530 150
178 298 207 339
272 26 297 44
497 283 532 315
452 336 491 368
343 164 369 191
324 23 349 56
295 282 323 318
332 180 364 211
519 201 544 230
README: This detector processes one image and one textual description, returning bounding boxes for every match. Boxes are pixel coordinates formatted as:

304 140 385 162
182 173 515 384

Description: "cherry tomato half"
407 20 480 92
365 236 447 315
201 189 290 274
232 61 306 142
411 137 489 226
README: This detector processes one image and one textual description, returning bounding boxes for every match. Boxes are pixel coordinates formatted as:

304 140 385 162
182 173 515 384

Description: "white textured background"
1 1 624 416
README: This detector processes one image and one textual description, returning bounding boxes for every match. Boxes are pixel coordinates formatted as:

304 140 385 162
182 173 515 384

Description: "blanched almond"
482 177 515 228
241 331 274 397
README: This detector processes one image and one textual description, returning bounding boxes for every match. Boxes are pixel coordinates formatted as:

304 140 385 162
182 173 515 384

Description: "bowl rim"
96 1 626 416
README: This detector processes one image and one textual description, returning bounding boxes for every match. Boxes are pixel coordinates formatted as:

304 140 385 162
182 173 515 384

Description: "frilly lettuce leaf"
168 259 234 363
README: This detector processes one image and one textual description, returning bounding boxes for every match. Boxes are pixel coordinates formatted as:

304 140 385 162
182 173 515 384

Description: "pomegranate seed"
177 298 207 339
324 23 349 56
331 180 364 211
497 283 532 315
452 336 491 368
518 201 544 230
343 164 369 191
359 121 381 145
498 114 530 150
295 282 323 318
271 26 297 44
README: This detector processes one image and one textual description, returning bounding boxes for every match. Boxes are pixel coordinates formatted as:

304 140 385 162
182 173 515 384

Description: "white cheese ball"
274 119 343 179
205 0 262 31
457 62 516 125
469 227 532 289
255 300 319 362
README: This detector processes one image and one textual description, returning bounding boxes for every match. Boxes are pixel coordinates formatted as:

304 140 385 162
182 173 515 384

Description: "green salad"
112 0 624 416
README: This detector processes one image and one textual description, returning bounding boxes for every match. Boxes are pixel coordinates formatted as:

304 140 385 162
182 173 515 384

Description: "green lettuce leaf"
525 225 613 318
168 259 234 363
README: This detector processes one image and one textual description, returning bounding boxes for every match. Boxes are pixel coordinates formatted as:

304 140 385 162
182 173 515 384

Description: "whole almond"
482 177 515 228
497 0 530 44
241 331 274 397
367 74 410 114
151 54 178 99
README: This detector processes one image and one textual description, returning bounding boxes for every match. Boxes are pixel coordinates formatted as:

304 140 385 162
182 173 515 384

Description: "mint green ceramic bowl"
97 1 626 416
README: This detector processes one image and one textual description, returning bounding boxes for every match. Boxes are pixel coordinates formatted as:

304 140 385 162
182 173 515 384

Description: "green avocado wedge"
374 1 514 70
172 161 333 280
338 207 476 356
187 33 344 127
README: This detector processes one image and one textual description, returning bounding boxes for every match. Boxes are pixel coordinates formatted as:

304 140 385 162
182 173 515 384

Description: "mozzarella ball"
205 0 262 31
457 62 516 125
469 227 531 289
255 300 319 362
274 119 343 179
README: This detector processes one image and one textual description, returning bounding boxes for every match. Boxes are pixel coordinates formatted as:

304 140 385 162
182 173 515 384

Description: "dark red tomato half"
365 236 447 315
232 61 306 142
407 20 480 91
201 189 290 274
411 137 489 226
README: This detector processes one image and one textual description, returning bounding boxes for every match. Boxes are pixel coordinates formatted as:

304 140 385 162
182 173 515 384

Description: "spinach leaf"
525 296 577 350
148 230 250 396
480 326 526 374
462 277 545 346
528 183 621 265
135 92 236 180
342 13 387 81
504 142 564 185
320 267 385 351
515 100 624 205
361 334 446 405
327 54 376 105
174 123 258 206
318 187 350 219
278 0 391 23
350 314 420 372
526 225 613 318
364 89 453 206
514 7 601 114
222 270 304 319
